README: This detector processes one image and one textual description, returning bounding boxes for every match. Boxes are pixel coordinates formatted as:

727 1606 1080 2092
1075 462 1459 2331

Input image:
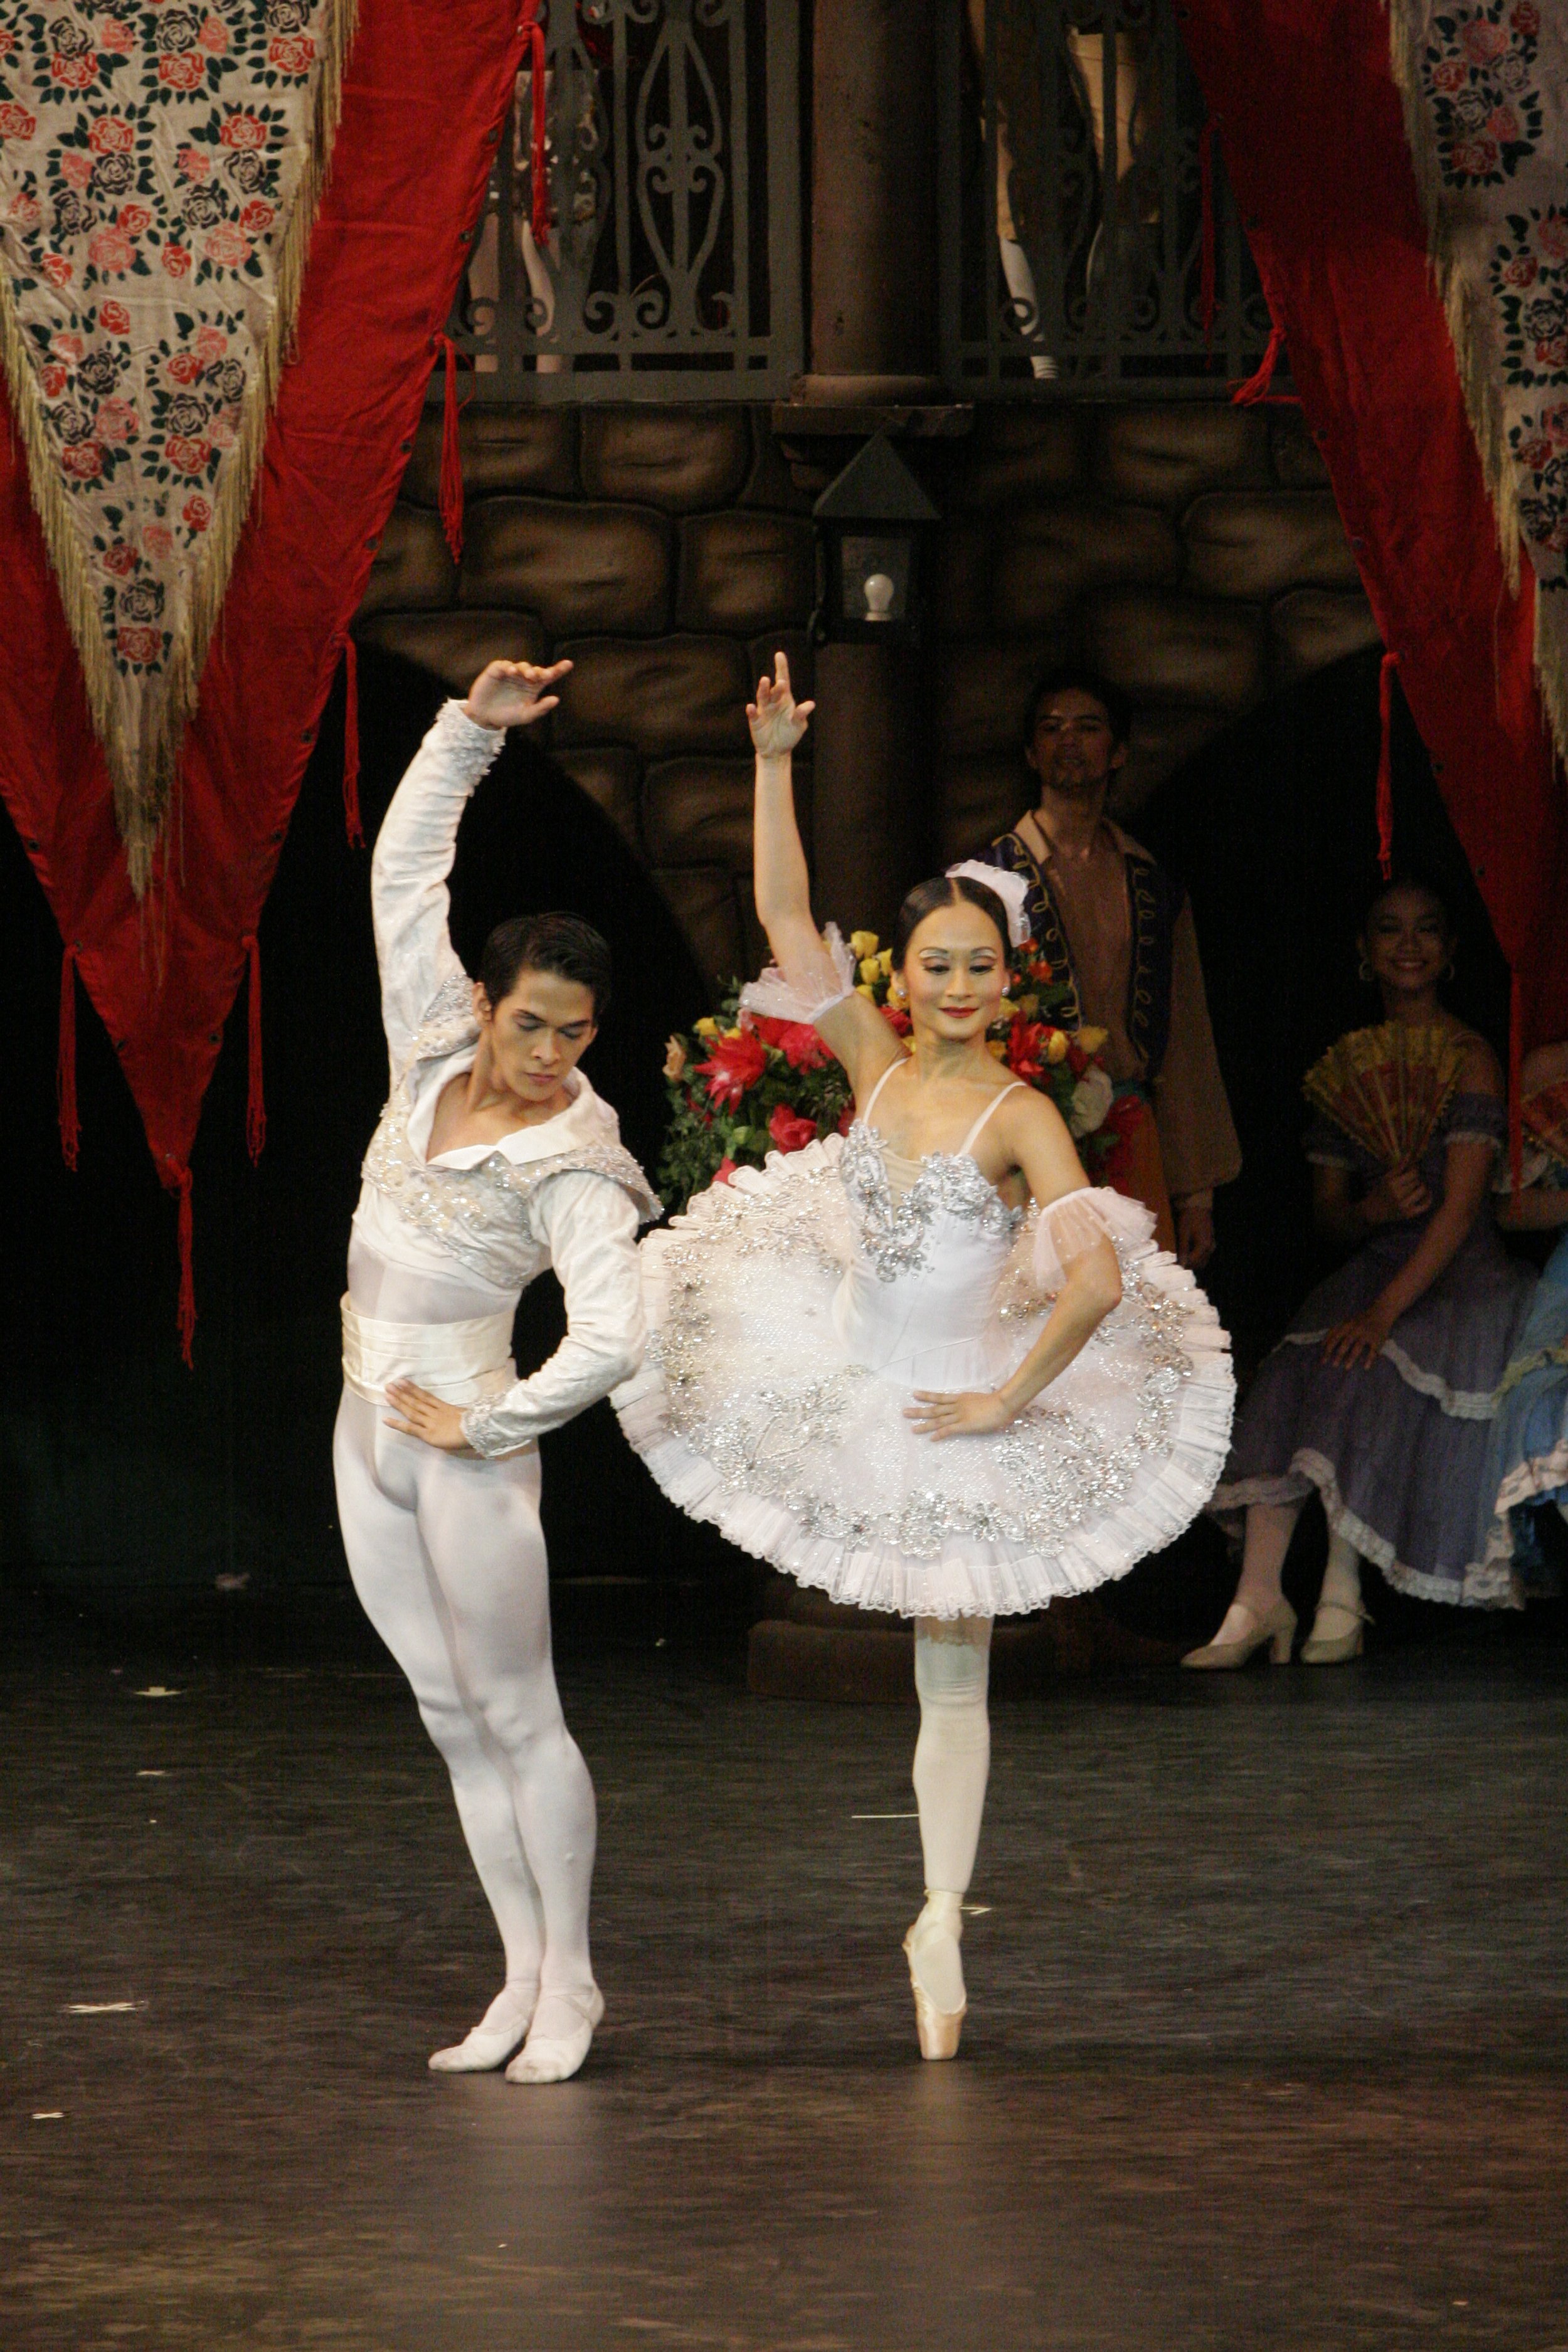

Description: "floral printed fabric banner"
1387 1 1568 762
0 1 356 886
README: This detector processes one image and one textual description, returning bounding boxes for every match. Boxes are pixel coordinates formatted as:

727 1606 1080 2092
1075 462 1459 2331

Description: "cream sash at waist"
341 1296 516 1407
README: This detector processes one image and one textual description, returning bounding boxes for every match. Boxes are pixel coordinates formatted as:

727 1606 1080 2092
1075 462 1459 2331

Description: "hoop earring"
1357 959 1373 985
1443 957 1457 982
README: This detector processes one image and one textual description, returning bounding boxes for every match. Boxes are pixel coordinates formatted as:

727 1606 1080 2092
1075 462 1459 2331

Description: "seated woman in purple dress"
1185 879 1534 1668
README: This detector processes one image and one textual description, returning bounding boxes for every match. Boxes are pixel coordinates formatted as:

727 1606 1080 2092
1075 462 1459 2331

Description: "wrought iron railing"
938 0 1274 395
448 0 800 400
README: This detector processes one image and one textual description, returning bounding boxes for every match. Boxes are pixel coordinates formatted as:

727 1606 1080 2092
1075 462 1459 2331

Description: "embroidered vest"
983 831 1184 1083
361 977 660 1292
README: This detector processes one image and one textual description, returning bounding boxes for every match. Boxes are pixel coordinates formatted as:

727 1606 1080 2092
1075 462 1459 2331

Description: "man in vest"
975 664 1240 1268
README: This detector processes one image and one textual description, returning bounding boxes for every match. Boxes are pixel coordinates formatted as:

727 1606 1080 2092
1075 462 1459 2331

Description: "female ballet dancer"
614 655 1233 2059
335 657 659 2085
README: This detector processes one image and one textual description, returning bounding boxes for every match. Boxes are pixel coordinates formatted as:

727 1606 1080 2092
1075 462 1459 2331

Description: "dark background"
0 642 1525 1642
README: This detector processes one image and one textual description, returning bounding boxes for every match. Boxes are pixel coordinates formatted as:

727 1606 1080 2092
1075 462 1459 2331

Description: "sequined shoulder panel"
839 1121 1022 1283
394 974 481 1084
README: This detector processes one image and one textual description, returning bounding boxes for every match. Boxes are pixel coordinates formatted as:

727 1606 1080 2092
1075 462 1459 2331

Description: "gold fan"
1302 1022 1468 1168
1522 1078 1568 1173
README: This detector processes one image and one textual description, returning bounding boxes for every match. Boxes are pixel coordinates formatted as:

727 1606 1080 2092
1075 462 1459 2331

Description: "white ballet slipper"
504 1984 605 2085
428 1979 539 2073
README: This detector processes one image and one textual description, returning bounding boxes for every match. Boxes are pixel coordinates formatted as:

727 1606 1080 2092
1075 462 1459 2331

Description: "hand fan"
1302 1022 1468 1167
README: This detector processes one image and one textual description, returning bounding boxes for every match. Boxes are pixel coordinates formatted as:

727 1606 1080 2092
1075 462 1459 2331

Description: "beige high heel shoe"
903 1896 967 2061
1300 1597 1370 1665
1180 1597 1296 1670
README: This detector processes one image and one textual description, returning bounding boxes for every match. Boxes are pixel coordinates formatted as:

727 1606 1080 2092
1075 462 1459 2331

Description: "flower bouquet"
657 930 1120 1212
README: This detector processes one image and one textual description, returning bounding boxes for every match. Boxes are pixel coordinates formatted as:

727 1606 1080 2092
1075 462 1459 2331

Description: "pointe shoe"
1180 1598 1296 1670
428 1979 538 2073
1300 1599 1370 1665
903 1903 967 2062
504 1984 605 2085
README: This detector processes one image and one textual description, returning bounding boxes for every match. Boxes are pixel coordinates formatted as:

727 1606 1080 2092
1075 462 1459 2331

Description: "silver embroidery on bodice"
361 978 660 1291
839 1119 1022 1283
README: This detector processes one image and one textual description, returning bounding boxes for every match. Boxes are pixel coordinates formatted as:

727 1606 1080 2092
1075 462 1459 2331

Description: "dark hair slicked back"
479 911 613 1020
891 874 1011 968
1022 662 1133 750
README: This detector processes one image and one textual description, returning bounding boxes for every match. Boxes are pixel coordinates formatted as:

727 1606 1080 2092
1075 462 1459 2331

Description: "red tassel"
342 636 363 848
436 332 467 564
1375 650 1398 879
174 1163 196 1367
58 941 80 1171
1232 320 1285 405
241 932 265 1162
1510 972 1524 1204
1198 118 1217 354
521 0 549 246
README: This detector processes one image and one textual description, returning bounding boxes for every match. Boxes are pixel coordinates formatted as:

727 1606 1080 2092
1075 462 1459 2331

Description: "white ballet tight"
332 1388 596 2013
913 1616 993 1893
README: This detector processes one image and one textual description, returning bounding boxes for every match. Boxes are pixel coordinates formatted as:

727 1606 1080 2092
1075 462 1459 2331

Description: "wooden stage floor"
3 1608 1565 2349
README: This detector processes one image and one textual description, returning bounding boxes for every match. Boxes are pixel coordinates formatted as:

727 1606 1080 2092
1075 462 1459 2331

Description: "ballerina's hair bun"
892 870 1017 967
480 911 613 1018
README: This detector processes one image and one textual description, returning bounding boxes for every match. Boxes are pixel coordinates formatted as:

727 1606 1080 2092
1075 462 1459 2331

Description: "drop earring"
1357 959 1373 984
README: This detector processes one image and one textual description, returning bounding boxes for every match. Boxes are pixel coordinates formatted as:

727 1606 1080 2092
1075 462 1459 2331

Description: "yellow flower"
663 1035 687 1081
876 948 894 977
694 1017 719 1039
1046 1030 1070 1064
996 999 1017 1022
849 930 879 960
987 1037 1008 1059
1077 1025 1109 1057
855 982 876 999
858 957 883 985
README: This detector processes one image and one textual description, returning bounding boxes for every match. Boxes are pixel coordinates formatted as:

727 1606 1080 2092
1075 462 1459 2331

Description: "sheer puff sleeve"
738 924 858 1026
1033 1185 1157 1291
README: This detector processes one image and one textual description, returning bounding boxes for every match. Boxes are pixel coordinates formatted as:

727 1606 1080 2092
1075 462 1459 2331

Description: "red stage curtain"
1182 0 1568 1045
0 1 521 1200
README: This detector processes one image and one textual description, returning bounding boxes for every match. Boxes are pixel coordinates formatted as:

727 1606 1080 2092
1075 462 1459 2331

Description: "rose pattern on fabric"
1419 2 1542 186
0 3 352 874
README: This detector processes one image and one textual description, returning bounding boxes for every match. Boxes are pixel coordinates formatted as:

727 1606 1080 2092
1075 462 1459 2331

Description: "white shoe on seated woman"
1180 1597 1296 1670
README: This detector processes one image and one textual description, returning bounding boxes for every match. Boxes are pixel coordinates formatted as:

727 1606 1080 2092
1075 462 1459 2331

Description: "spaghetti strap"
860 1057 907 1126
960 1082 1024 1158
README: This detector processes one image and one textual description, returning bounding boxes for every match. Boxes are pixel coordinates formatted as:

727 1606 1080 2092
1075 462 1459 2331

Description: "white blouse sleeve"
1032 1185 1157 1290
737 923 858 1026
459 1173 646 1455
371 700 505 1071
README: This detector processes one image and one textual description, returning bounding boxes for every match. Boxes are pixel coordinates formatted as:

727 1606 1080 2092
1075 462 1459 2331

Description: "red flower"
166 434 213 475
1448 135 1500 177
142 523 174 559
748 1012 831 1071
60 150 93 190
115 623 162 666
8 191 42 227
166 351 205 384
40 362 69 398
182 495 212 531
192 325 228 363
97 397 139 443
98 19 132 52
767 1103 818 1155
1544 402 1568 444
158 52 204 90
1538 215 1568 261
87 226 134 272
161 243 192 278
203 223 252 268
1005 1020 1049 1078
1512 1 1540 34
1534 336 1568 368
697 1030 767 1107
1504 255 1540 286
99 299 131 334
0 102 37 140
239 198 275 235
1429 58 1466 93
50 53 97 90
198 14 228 51
219 113 267 151
102 541 139 576
268 33 315 73
712 1158 738 1187
1489 107 1520 142
40 253 72 288
1461 19 1508 62
60 441 105 480
117 202 152 236
177 146 211 181
1065 1040 1089 1078
88 114 134 154
51 332 83 362
1518 435 1553 469
879 1001 912 1037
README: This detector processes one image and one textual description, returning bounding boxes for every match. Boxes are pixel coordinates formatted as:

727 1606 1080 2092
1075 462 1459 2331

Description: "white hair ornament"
944 859 1032 950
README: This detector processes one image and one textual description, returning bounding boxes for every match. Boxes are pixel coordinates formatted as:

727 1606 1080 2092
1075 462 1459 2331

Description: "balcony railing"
448 0 801 400
938 0 1274 395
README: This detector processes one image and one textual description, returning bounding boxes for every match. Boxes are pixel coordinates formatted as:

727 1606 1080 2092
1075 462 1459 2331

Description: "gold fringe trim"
0 0 361 895
1382 3 1564 765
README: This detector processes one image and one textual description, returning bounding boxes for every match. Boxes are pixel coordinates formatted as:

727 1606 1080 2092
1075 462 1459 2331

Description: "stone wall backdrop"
356 400 1381 993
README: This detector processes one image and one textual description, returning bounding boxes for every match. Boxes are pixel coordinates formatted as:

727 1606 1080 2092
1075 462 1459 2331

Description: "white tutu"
615 1128 1234 1618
